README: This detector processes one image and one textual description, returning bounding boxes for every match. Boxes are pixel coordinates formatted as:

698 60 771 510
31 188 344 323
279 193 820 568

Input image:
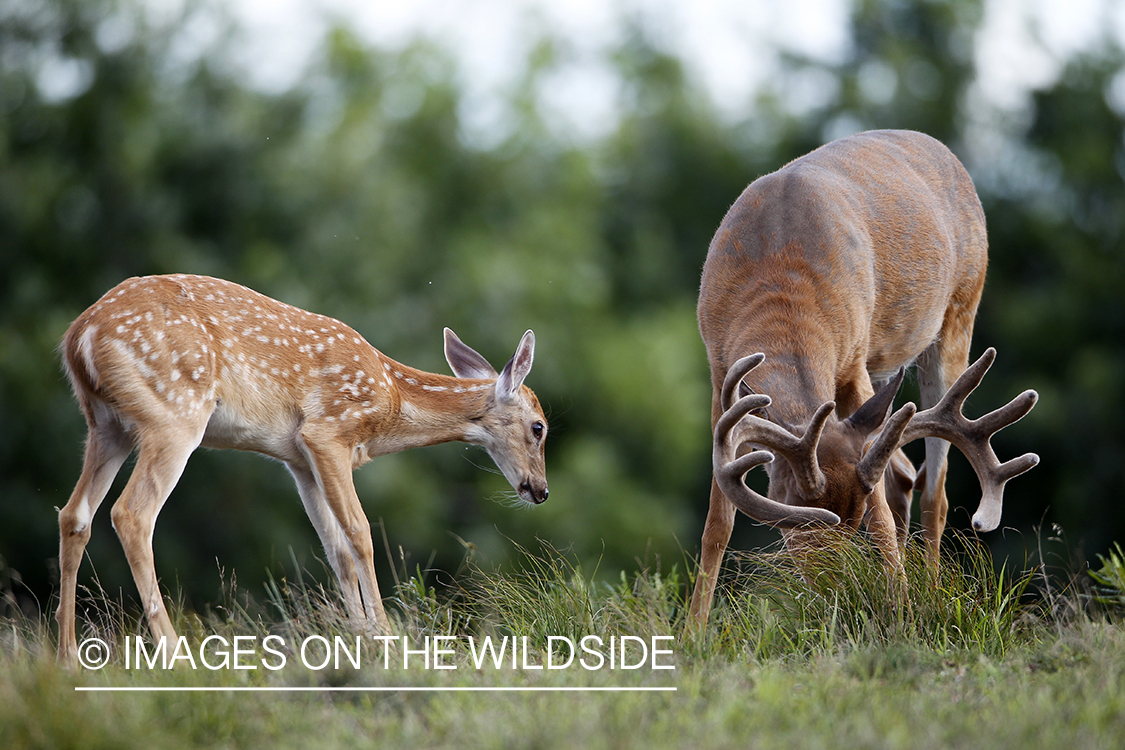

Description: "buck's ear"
737 380 769 416
846 367 906 434
444 328 498 379
496 330 535 401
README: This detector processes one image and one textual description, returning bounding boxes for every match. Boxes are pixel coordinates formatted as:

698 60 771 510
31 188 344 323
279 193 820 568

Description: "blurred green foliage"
1 0 1122 616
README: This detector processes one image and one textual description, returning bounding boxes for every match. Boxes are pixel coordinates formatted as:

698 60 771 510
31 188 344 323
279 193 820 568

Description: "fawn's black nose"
520 480 549 504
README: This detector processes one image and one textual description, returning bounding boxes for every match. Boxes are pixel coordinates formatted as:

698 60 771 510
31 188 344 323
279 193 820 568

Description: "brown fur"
689 130 989 629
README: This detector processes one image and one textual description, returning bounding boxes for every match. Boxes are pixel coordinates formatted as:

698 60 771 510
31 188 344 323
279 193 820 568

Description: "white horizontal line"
76 686 676 693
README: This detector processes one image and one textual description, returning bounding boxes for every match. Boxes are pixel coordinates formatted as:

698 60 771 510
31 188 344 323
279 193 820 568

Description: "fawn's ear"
495 330 535 402
444 328 498 379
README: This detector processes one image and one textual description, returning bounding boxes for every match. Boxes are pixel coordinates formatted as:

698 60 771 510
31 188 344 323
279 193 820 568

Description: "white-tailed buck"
56 274 548 664
689 130 1039 628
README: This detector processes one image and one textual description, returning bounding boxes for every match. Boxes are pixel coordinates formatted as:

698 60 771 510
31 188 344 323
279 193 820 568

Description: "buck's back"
699 130 987 375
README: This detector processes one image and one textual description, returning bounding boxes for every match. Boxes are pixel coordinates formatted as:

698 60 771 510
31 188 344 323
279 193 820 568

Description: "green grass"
3 535 1125 749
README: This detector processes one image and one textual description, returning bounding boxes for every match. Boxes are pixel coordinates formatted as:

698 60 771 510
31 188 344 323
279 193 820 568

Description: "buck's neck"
710 275 851 425
702 231 867 424
738 352 831 423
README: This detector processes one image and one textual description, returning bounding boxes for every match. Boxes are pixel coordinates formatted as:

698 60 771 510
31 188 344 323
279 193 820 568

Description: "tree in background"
1 0 1122 616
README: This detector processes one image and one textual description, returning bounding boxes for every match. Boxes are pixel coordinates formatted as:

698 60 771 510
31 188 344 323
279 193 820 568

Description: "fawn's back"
63 274 439 462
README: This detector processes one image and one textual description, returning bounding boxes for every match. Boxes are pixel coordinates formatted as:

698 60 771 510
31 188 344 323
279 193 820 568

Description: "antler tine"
897 348 1040 532
715 391 773 440
856 402 917 492
855 366 912 491
936 346 995 413
972 389 1040 442
721 353 766 411
713 392 771 487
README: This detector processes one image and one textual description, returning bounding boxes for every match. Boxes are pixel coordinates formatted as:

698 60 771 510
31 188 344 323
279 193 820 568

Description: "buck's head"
715 349 1039 534
713 353 913 528
756 370 912 527
444 328 549 505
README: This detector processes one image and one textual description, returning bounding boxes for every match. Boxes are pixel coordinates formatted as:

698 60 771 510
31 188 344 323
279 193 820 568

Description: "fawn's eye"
531 421 544 439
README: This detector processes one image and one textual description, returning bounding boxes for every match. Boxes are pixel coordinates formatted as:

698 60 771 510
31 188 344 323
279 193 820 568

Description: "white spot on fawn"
77 325 100 383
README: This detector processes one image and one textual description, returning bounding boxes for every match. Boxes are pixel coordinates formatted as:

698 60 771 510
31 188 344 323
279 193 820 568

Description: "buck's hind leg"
917 330 973 566
109 422 205 648
57 413 133 665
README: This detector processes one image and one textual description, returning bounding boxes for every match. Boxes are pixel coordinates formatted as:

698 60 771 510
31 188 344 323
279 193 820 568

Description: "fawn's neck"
357 358 495 458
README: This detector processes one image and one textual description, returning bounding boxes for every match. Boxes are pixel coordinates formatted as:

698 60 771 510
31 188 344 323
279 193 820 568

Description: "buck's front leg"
296 426 389 633
863 485 909 607
688 478 737 632
864 483 904 574
883 449 917 549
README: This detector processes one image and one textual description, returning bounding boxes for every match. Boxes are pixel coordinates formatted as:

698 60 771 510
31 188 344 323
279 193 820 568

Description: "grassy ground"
2 535 1125 749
